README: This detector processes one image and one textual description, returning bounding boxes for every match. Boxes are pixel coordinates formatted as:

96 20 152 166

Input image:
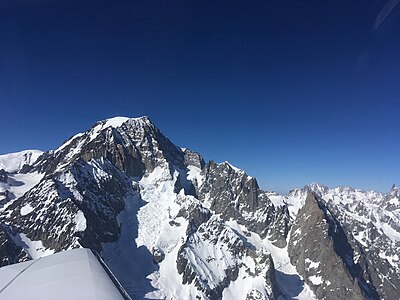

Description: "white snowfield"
0 150 43 173
0 248 128 300
0 172 44 210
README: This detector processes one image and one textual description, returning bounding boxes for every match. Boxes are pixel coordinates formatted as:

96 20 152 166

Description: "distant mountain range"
0 116 398 300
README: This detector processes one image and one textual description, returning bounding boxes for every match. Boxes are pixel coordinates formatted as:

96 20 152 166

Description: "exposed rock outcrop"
0 225 30 267
0 169 7 183
196 161 290 247
288 193 376 300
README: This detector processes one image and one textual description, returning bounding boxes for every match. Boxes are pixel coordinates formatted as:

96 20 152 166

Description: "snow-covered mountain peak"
305 182 329 194
101 116 130 127
43 115 181 176
88 115 153 140
55 116 154 153
94 116 152 129
0 150 43 173
390 184 399 194
221 161 250 178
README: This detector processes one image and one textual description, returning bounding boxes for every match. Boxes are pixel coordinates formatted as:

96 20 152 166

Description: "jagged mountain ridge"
0 116 398 300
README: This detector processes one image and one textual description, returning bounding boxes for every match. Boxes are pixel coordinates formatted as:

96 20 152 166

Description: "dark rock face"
0 169 7 183
245 249 282 300
152 247 165 264
264 254 281 300
198 161 260 214
4 158 133 253
196 161 290 247
0 190 10 206
183 149 205 169
0 225 30 267
0 170 10 205
320 188 400 300
175 198 282 300
266 204 291 248
32 117 187 178
176 200 211 230
288 193 376 300
176 216 272 300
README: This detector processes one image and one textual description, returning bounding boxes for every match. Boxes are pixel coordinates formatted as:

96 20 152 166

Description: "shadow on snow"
275 270 305 299
101 192 159 299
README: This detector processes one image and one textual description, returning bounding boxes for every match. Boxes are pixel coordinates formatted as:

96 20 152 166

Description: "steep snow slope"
0 172 44 207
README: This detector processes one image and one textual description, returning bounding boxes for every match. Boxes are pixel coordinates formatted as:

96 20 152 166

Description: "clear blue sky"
1 0 399 193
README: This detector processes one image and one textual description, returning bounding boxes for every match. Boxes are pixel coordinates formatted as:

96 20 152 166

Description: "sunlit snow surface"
226 221 316 300
0 150 43 173
19 203 34 216
100 165 316 299
0 172 44 210
0 150 44 210
74 211 87 231
136 166 180 248
14 233 55 259
102 167 194 299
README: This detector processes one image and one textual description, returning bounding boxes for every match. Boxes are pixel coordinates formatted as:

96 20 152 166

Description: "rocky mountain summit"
0 117 398 299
